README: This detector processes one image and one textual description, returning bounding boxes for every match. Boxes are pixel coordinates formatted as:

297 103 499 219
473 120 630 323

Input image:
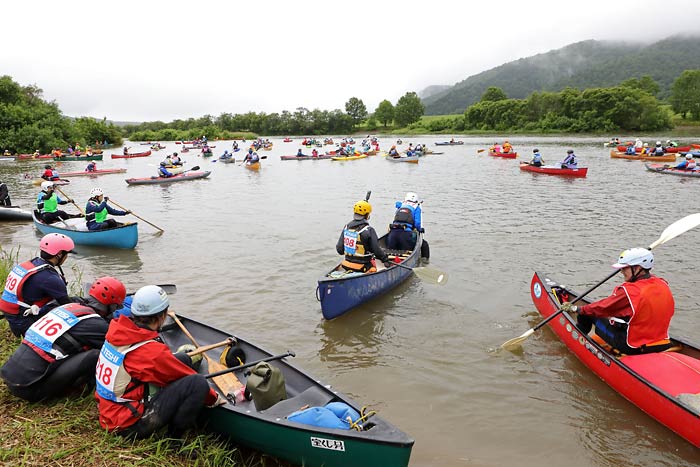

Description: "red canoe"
60 168 127 177
488 151 517 159
530 271 700 448
519 162 588 177
617 145 691 153
111 150 152 159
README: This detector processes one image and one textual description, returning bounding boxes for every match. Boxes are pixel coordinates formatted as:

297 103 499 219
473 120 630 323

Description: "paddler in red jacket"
95 285 221 438
561 248 675 355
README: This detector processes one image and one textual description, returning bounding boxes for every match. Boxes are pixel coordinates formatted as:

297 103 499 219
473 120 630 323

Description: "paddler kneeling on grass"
85 187 130 231
95 285 222 439
0 277 126 402
336 200 392 273
560 248 675 355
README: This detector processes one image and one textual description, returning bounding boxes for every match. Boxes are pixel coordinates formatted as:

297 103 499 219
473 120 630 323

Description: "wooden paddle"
106 198 164 234
477 149 486 153
167 311 243 401
501 212 700 351
187 337 235 357
54 186 85 215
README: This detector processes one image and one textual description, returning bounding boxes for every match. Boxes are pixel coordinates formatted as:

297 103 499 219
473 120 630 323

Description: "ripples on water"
3 136 700 466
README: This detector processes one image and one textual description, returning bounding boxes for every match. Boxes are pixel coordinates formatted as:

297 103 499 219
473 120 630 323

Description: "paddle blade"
501 328 534 351
413 266 448 285
477 149 486 153
649 213 700 249
204 354 244 398
190 165 200 171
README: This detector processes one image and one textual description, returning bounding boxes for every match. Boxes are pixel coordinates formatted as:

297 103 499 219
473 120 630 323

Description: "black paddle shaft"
205 351 295 379
533 269 620 332
365 190 371 201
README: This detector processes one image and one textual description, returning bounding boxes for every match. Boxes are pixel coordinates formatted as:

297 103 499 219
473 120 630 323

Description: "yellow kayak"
331 153 368 161
244 161 261 171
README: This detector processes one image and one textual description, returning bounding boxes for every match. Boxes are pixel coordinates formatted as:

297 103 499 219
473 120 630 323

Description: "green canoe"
160 315 414 467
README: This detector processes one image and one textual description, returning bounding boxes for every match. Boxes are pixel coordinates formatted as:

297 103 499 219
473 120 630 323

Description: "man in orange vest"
561 248 675 354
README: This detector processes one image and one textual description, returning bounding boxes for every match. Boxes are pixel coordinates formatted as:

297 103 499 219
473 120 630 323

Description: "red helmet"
89 277 126 306
39 233 74 256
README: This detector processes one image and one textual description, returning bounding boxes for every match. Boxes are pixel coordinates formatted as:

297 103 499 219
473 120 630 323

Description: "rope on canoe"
348 406 377 431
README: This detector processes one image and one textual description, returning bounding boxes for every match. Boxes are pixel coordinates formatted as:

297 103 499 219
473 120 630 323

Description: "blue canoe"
32 212 138 249
316 233 422 319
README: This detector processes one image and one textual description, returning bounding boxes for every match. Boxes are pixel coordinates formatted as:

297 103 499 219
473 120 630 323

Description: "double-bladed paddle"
501 213 700 351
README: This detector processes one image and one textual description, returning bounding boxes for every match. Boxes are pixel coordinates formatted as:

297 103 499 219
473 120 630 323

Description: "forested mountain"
423 35 700 115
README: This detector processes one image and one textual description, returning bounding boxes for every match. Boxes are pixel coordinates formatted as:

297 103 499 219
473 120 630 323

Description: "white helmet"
612 248 654 270
656 141 662 146
40 181 54 190
90 187 103 197
687 154 693 160
405 192 419 203
131 285 169 316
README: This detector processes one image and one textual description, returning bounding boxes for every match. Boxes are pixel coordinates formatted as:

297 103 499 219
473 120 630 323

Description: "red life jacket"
619 276 674 348
0 260 52 315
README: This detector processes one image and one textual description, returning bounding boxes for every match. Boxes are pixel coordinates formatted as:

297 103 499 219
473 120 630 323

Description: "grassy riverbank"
0 248 283 467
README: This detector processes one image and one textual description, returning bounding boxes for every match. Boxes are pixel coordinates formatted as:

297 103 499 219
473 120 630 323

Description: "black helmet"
45 164 52 169
173 152 178 156
160 161 166 166
532 148 539 153
567 149 574 154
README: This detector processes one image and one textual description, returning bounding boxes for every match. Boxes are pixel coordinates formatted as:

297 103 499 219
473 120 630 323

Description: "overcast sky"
3 0 699 122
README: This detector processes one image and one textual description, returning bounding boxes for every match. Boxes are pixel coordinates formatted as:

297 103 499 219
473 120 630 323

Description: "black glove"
419 227 425 233
383 261 394 268
125 210 131 214
104 196 109 201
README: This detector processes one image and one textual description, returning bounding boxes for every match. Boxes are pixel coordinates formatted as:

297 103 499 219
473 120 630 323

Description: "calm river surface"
3 136 700 466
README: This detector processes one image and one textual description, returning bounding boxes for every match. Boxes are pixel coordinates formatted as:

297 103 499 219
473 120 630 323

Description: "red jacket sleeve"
578 285 633 319
124 341 218 405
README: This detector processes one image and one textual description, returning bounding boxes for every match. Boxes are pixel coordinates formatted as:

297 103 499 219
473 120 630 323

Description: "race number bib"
1 265 28 303
24 307 78 355
343 229 358 255
95 342 123 401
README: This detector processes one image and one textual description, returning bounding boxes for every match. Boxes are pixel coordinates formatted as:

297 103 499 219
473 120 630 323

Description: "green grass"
0 247 286 466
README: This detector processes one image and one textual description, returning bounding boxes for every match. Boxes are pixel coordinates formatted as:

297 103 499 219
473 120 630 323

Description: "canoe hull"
386 155 419 163
53 155 103 161
331 154 368 161
617 144 691 153
158 315 414 467
488 151 517 159
32 213 138 249
519 163 587 177
125 171 211 185
645 163 700 177
610 150 676 162
434 142 463 146
244 162 260 170
0 206 33 221
530 271 700 447
111 150 152 159
60 168 127 177
280 155 333 160
317 234 422 320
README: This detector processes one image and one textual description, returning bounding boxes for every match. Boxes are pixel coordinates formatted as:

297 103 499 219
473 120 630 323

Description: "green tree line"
0 75 123 154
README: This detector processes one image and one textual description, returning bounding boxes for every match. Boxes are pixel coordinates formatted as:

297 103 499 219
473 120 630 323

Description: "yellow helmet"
353 200 372 216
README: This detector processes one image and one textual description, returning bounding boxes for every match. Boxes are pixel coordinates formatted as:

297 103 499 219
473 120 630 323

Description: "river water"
3 136 700 466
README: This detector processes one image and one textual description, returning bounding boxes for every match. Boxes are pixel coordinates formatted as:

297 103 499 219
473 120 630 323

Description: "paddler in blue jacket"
336 200 391 273
158 162 174 178
85 188 130 231
386 192 430 262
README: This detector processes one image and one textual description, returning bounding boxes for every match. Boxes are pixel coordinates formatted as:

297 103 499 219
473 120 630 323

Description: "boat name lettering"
310 437 345 452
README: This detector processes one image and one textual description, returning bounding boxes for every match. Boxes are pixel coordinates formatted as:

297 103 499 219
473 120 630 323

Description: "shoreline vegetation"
0 248 283 467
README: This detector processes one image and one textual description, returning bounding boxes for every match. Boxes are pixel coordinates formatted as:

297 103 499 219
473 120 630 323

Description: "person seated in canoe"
33 149 40 157
52 148 62 157
450 138 455 143
635 138 643 149
665 139 678 148
41 165 60 181
388 145 400 158
653 141 665 156
640 142 649 154
0 277 126 403
86 161 97 172
0 234 76 337
95 285 221 439
163 154 174 166
561 248 675 355
387 192 428 257
672 154 696 171
123 146 129 155
311 148 319 157
414 143 423 153
296 149 308 157
624 142 636 155
502 141 513 153
158 162 175 178
336 200 391 273
85 188 130 231
529 148 544 167
36 181 83 224
0 180 11 206
3 149 11 156
490 142 501 153
560 149 578 169
232 141 239 151
170 152 183 165
219 150 233 161
407 143 414 153
201 144 211 155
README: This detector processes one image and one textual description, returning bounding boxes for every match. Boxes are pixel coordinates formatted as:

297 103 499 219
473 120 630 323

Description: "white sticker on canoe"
310 437 345 452
533 282 542 299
